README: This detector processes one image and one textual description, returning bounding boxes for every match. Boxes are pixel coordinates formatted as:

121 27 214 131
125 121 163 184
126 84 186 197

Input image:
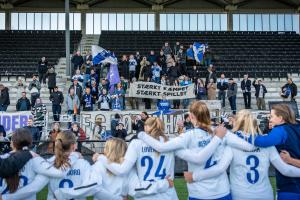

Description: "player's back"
183 128 230 199
131 138 178 200
47 156 90 200
230 145 273 200
0 155 38 200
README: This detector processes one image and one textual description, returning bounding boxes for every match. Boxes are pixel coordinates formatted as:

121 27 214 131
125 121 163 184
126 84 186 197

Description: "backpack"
281 86 291 98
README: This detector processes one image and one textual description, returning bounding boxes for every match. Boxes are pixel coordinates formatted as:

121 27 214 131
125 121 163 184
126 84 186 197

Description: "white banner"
0 111 32 135
129 82 195 100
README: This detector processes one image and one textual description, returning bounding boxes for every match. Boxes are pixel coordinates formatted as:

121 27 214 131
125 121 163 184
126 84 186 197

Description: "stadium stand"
99 31 300 78
0 30 82 78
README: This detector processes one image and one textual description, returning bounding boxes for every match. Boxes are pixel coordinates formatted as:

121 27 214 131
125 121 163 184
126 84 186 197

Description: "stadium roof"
0 0 300 12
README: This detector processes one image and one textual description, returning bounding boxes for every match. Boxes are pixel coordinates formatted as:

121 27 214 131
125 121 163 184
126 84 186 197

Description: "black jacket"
50 91 64 105
168 65 181 79
0 87 10 106
217 79 229 91
0 125 6 137
241 79 252 92
188 68 201 83
253 82 267 98
71 55 84 67
141 65 152 81
114 129 127 140
283 83 298 99
0 150 32 178
205 72 217 87
37 60 48 73
132 120 145 133
118 60 130 80
16 97 31 111
69 84 83 99
24 126 40 141
47 72 57 89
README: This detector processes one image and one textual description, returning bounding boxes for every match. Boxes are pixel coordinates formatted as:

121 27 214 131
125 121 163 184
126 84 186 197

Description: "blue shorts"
189 193 232 200
277 192 300 200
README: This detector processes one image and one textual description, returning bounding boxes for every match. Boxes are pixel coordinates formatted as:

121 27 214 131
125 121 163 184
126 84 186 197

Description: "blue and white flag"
92 45 117 65
193 42 206 63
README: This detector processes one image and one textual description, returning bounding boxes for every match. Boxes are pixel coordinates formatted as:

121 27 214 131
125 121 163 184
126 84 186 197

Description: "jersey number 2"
246 155 259 184
141 155 167 181
0 176 28 194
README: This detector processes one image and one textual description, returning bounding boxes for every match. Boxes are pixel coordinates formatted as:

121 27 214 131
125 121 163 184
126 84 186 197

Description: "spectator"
140 62 152 82
168 62 181 85
207 78 217 100
166 54 174 69
253 79 267 110
151 62 162 84
139 57 148 81
186 44 195 66
99 79 110 94
0 84 10 112
90 80 99 106
15 78 27 100
66 88 80 128
28 75 41 107
132 112 149 133
173 41 181 56
112 83 125 111
69 78 83 100
128 55 137 81
37 57 48 86
46 66 57 94
135 51 142 79
204 47 213 66
113 123 127 140
158 51 167 75
16 91 31 111
0 125 6 140
189 65 201 83
47 122 60 153
70 122 86 151
281 78 297 102
120 76 128 109
205 65 217 87
217 73 229 108
49 86 64 122
172 79 181 109
92 118 109 140
23 118 40 142
31 98 46 140
71 51 84 74
128 78 139 110
161 75 167 85
162 42 172 55
227 78 237 114
176 120 185 135
98 88 111 111
0 127 10 154
195 78 207 100
183 113 193 130
180 76 192 109
119 55 129 80
241 74 252 109
81 87 94 111
177 48 187 75
72 69 84 88
147 50 157 65
90 68 99 87
84 51 93 68
156 95 171 115
111 114 121 137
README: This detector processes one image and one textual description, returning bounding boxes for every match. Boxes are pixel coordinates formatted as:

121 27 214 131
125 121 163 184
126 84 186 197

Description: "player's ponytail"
6 128 32 193
104 138 127 164
54 130 76 170
144 117 168 141
189 101 213 134
232 109 261 143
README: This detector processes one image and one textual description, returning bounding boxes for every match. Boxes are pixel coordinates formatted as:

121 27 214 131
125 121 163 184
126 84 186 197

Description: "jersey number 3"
141 155 167 181
246 155 259 184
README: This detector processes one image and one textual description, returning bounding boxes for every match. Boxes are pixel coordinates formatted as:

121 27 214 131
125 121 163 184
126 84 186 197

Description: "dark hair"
6 128 33 193
142 111 149 118
184 113 189 120
115 113 121 119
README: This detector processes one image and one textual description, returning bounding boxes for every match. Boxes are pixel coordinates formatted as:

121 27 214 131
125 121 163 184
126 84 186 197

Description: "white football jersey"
124 139 178 200
47 156 91 200
177 128 230 199
230 146 274 200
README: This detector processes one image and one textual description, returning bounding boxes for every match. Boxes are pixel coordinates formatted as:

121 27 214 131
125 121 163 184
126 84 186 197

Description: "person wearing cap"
253 79 267 110
16 91 31 111
50 86 64 121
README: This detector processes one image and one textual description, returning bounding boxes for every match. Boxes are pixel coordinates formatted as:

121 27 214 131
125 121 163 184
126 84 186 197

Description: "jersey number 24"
141 155 167 181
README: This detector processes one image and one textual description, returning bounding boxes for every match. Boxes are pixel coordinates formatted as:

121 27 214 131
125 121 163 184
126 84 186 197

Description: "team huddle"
0 101 300 200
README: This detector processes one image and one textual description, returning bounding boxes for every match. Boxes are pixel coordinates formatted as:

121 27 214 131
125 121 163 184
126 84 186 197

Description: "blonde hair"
189 101 213 134
232 109 261 141
54 130 76 169
144 117 167 141
104 138 127 164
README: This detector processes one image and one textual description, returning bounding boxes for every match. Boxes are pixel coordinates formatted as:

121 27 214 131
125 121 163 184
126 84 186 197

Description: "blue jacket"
254 123 300 193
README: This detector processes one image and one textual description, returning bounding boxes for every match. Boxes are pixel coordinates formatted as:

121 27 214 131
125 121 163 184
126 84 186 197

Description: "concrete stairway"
78 35 100 53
